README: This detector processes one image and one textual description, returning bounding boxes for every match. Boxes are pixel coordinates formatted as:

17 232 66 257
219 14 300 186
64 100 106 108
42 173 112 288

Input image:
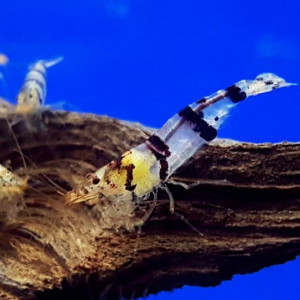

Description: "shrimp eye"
92 178 100 185
86 173 100 184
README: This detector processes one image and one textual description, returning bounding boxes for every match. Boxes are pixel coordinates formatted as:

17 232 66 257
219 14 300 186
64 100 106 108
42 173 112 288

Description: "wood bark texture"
0 99 300 299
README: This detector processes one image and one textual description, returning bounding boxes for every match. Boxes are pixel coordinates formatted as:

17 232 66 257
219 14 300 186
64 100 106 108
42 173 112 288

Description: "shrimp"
16 57 63 114
65 73 296 230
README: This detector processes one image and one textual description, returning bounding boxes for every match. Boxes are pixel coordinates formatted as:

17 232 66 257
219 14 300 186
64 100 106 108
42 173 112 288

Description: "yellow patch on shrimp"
65 146 160 205
97 148 160 199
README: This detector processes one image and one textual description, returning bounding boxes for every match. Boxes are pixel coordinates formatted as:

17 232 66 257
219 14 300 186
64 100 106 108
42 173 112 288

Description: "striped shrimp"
0 57 66 200
16 57 63 114
65 73 295 230
0 57 66 227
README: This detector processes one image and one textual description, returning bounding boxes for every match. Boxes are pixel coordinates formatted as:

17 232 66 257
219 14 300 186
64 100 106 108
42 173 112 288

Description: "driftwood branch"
0 100 300 299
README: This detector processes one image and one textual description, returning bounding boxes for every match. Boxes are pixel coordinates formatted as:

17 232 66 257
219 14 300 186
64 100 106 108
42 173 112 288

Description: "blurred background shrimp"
16 57 63 114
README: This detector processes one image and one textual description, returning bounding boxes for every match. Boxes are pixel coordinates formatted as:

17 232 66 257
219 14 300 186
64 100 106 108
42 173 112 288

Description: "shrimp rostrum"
65 73 295 230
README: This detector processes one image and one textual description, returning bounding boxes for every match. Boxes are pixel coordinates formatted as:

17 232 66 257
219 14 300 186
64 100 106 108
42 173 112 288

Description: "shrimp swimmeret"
65 73 296 230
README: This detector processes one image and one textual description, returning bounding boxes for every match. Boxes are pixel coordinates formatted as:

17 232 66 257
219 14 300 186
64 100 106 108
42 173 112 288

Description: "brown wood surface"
0 101 300 299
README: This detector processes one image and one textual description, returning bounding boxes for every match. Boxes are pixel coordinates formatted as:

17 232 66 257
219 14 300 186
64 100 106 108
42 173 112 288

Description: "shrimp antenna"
18 151 67 194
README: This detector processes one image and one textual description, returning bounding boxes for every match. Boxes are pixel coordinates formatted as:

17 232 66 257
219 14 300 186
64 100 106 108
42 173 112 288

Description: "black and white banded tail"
146 73 296 177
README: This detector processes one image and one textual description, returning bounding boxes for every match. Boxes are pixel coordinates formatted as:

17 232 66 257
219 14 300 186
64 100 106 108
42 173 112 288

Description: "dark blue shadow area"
0 0 299 299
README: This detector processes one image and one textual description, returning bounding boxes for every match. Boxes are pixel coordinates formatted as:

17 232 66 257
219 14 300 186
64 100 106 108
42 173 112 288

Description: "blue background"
0 0 299 299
